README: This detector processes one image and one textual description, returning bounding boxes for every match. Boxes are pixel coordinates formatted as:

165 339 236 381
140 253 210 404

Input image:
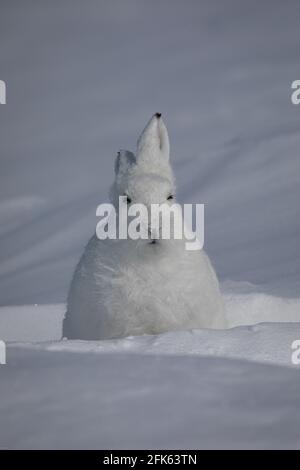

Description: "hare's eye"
126 195 132 204
167 195 174 200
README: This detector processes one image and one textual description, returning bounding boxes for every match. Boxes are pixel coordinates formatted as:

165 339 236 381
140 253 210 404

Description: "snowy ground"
1 0 300 450
2 347 300 450
1 282 300 449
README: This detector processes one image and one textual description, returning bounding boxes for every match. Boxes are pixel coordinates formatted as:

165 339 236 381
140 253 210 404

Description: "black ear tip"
155 112 162 118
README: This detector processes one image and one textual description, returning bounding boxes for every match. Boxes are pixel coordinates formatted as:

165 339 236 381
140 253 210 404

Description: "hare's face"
119 173 175 208
116 172 176 246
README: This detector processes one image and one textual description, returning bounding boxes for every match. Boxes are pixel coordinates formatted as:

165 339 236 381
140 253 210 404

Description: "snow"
1 282 300 368
1 283 300 448
9 316 300 368
2 350 300 450
1 0 300 450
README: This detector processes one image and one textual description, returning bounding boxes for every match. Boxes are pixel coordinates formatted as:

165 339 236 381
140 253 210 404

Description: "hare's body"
63 113 226 339
64 234 224 339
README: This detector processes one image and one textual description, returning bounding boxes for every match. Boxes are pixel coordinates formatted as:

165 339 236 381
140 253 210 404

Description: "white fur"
63 114 226 339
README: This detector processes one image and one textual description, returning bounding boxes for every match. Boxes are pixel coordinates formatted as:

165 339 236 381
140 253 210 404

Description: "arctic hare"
63 113 226 339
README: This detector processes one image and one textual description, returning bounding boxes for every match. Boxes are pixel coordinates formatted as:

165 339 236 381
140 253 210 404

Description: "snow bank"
1 281 300 449
11 322 300 367
222 281 300 327
1 281 299 351
0 280 299 371
2 349 300 449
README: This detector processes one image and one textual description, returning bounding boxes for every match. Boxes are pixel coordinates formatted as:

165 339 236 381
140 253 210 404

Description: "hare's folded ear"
137 113 170 163
114 150 136 175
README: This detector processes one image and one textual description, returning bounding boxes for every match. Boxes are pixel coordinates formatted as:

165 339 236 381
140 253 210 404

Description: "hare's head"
110 113 175 209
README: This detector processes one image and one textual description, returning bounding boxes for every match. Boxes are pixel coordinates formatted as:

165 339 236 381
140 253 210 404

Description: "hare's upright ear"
114 150 136 175
137 113 170 164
